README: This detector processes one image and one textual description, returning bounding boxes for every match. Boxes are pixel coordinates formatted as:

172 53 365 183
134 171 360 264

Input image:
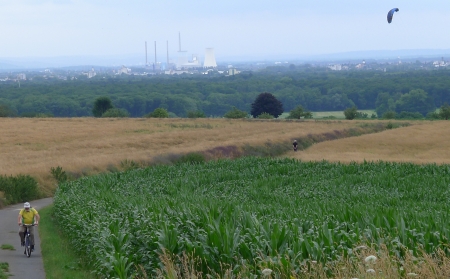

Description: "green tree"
223 107 248 119
395 89 435 116
343 106 358 120
397 111 423 119
438 103 450 120
355 111 368 119
0 104 16 117
287 105 312 119
250 92 283 118
375 92 395 118
102 108 130 118
146 107 169 118
92 96 113 117
426 111 440 120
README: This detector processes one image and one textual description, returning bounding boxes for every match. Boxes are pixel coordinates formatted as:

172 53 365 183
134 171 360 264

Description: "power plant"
203 48 217 68
147 32 218 74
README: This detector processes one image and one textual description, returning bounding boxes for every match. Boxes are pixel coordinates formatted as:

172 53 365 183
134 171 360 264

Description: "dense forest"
1 66 450 117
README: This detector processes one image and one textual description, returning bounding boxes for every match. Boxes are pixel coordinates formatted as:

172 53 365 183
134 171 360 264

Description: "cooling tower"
203 48 217 68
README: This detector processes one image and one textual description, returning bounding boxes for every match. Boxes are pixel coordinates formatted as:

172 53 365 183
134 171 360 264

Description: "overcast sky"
1 0 450 62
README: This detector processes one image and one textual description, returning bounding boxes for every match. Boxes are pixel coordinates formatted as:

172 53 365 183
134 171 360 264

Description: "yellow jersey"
19 208 38 225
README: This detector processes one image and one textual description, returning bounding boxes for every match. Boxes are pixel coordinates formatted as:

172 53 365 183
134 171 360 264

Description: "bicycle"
21 224 35 257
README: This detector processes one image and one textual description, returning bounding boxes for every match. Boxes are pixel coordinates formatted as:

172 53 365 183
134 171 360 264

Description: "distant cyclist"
293 140 298 152
18 202 40 251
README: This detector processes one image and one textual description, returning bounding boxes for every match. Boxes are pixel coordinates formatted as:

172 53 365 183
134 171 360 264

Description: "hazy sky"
1 0 450 61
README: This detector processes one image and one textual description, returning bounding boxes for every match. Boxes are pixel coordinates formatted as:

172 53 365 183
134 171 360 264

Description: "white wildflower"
365 255 377 263
262 268 273 276
366 269 375 273
407 273 418 277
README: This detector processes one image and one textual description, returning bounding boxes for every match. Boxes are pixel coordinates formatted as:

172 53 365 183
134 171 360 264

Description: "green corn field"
53 157 450 278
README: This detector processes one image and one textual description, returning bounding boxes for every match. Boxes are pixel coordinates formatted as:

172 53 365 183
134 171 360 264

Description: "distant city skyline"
1 1 450 66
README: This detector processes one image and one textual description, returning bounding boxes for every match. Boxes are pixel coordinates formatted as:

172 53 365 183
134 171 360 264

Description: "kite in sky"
387 8 399 24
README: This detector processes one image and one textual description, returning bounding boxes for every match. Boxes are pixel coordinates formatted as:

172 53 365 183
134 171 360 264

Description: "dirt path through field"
0 198 53 279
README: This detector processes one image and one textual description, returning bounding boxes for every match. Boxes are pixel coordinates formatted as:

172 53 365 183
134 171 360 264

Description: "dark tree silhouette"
92 96 113 117
250 92 283 118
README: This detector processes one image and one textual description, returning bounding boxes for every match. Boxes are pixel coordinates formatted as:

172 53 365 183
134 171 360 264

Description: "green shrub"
186 110 206 118
223 107 248 119
50 166 69 183
102 108 130 118
355 111 368 119
439 103 450 120
0 174 40 205
397 111 423 119
257 112 274 119
382 111 396 119
20 112 53 118
176 153 205 165
120 159 141 171
145 108 169 118
287 105 312 119
343 106 358 120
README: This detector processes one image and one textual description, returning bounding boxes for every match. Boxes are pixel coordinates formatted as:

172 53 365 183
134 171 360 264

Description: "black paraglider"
387 8 399 24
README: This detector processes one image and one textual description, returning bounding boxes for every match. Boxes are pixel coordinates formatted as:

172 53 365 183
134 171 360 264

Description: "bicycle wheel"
25 234 31 257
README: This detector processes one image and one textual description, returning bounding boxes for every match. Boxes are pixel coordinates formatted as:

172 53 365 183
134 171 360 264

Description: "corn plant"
53 157 450 278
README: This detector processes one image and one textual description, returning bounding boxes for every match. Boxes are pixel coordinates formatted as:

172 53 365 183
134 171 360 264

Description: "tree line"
1 67 450 118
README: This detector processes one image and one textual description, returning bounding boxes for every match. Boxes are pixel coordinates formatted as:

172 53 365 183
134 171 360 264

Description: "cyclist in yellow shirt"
18 202 40 251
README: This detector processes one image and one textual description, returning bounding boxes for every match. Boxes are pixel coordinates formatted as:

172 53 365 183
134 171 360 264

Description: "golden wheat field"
288 120 450 164
0 117 447 195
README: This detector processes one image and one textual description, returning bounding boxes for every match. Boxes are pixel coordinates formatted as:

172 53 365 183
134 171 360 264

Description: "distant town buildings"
355 60 366 69
116 65 131 75
433 57 448 67
227 68 240 76
328 64 342 71
87 68 96 78
1 54 450 82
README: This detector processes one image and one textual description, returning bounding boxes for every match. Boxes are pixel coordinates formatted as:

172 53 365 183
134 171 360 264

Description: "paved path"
0 198 53 279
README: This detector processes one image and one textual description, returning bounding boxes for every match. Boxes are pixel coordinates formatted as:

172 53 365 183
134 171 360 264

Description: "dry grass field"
0 117 363 195
287 120 450 164
1 118 448 196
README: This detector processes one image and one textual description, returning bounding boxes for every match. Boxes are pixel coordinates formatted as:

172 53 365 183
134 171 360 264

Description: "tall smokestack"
167 40 169 65
154 41 157 66
178 32 181 52
145 41 147 66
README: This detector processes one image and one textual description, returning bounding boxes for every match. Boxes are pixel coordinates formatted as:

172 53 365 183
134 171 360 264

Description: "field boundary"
151 121 409 163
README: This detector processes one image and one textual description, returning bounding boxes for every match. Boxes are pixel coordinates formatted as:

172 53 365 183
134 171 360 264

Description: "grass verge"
38 205 95 279
0 262 8 279
0 244 14 251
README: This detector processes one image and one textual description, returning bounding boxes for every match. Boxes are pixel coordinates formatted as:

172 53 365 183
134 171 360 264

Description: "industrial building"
146 33 218 74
